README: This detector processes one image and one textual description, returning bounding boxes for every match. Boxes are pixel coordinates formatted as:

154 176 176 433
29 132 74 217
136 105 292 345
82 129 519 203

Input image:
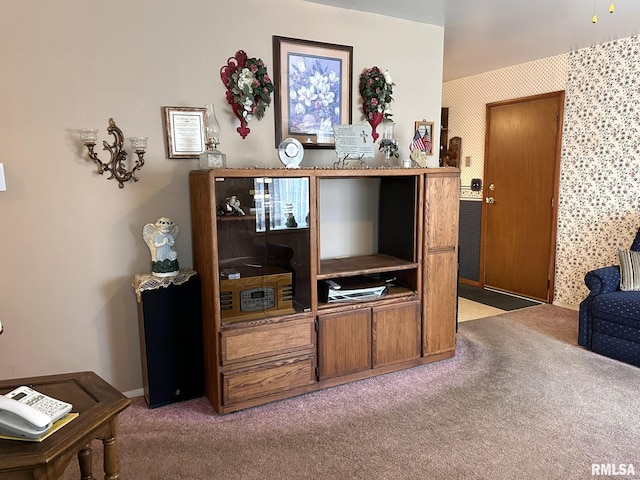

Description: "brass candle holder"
78 118 147 189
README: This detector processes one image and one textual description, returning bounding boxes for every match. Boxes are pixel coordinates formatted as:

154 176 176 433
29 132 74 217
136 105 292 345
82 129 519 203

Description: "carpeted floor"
59 305 640 480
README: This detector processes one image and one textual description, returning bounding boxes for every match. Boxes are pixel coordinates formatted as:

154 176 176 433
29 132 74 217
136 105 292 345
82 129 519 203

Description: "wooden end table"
0 371 131 480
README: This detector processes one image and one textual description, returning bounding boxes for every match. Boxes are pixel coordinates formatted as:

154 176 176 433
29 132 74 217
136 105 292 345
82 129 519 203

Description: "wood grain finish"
483 93 563 302
372 300 421 367
222 354 316 404
221 317 315 365
219 271 295 322
189 168 459 414
424 173 460 249
189 170 224 412
423 171 459 356
317 308 372 380
0 371 130 480
423 250 458 355
319 254 418 279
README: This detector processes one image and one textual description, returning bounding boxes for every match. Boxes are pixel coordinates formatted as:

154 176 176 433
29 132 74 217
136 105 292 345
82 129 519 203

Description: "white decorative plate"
278 138 304 168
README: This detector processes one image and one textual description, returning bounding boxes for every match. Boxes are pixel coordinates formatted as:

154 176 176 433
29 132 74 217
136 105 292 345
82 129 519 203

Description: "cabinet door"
372 300 421 368
423 250 457 355
423 172 459 356
425 174 459 248
317 309 371 380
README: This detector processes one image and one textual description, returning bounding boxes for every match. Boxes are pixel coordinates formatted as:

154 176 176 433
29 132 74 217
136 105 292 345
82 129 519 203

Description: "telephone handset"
0 386 73 439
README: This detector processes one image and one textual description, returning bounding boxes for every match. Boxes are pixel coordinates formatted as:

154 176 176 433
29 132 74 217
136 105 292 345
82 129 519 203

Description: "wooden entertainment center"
189 167 459 414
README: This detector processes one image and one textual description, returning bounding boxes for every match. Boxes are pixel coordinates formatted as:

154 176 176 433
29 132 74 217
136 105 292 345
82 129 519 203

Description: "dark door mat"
458 283 541 311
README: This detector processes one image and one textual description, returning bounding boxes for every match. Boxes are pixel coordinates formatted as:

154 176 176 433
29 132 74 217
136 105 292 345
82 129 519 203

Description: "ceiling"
303 0 640 81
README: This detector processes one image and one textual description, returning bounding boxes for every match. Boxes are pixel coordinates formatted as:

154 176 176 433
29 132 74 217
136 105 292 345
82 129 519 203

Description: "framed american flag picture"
411 121 434 155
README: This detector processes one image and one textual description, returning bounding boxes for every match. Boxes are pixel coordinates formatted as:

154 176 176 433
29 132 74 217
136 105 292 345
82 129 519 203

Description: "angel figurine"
143 217 180 277
226 195 245 215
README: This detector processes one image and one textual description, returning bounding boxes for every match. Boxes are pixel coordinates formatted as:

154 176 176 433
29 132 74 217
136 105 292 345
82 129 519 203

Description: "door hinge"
314 318 319 332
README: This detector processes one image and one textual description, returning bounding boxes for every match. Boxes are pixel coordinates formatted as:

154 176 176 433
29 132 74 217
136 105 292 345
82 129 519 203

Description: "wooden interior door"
482 92 563 302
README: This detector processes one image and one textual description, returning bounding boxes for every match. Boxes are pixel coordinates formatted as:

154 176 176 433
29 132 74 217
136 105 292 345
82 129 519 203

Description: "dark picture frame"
273 36 353 149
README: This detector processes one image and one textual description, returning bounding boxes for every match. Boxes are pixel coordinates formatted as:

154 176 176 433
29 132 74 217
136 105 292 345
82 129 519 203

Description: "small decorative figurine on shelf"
143 217 180 277
286 213 298 228
225 195 245 215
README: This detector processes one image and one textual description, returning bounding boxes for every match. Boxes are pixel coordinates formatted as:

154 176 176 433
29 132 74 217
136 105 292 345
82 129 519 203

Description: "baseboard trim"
123 388 144 399
552 301 579 311
459 278 481 287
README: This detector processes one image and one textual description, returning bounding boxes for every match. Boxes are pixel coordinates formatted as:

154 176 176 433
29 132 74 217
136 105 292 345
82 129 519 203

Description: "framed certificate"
163 106 207 159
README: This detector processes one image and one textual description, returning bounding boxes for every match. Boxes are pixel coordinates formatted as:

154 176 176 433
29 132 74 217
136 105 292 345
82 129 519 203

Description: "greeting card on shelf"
333 124 375 160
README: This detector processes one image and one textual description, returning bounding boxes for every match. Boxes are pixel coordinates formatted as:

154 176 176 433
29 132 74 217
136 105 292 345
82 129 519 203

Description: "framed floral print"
272 36 353 149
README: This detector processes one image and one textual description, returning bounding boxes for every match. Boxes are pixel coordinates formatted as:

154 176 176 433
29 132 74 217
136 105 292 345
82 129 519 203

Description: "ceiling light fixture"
593 1 615 23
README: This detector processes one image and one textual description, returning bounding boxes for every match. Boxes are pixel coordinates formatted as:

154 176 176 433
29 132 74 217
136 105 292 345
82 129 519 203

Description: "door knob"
485 196 496 204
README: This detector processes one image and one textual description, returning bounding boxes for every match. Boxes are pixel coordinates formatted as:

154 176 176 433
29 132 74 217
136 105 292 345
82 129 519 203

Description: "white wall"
0 0 444 392
319 178 380 259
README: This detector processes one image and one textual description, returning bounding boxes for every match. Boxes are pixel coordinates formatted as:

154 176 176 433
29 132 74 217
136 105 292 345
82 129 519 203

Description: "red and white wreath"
220 50 275 139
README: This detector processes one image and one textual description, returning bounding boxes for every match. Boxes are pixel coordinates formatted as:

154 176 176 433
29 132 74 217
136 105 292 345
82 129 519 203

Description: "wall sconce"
78 118 147 189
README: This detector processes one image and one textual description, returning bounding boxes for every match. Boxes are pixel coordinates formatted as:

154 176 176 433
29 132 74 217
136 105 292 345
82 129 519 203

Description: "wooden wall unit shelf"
189 167 460 414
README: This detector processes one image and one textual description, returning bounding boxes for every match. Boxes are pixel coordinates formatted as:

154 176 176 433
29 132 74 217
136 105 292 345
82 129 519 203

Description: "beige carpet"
57 304 640 480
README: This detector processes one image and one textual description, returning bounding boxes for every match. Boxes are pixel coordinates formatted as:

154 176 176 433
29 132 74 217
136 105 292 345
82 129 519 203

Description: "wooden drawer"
222 354 316 404
220 317 315 365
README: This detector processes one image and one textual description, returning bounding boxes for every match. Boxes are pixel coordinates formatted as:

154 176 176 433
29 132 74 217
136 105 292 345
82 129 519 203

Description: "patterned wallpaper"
443 34 640 306
443 54 569 198
557 35 640 306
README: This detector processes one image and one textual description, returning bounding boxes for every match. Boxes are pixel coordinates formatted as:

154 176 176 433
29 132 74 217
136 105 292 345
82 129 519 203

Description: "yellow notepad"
0 412 79 442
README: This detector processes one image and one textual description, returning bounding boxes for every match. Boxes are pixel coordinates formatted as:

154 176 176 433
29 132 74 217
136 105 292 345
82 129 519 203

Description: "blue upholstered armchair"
578 229 640 367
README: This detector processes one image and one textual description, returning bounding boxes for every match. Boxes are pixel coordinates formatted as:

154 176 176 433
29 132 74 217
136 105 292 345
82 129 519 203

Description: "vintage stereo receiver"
219 267 295 323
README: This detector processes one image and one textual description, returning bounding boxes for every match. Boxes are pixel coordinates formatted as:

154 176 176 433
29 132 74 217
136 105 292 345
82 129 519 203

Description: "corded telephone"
0 386 73 439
